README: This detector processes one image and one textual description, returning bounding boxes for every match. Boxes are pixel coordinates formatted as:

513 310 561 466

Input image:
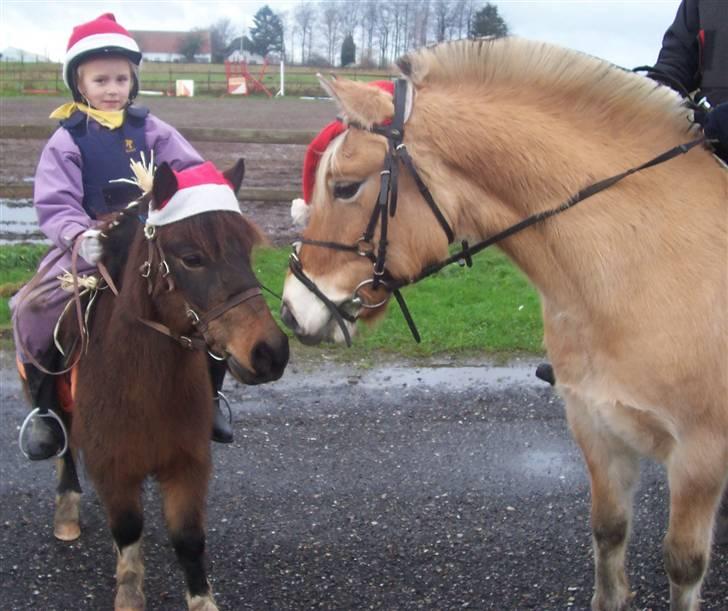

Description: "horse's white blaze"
282 273 355 343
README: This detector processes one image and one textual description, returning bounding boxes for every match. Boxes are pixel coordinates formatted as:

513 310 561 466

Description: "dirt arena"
0 95 338 244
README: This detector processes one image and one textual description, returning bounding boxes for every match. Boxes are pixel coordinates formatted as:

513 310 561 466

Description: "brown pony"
280 38 727 610
37 160 289 611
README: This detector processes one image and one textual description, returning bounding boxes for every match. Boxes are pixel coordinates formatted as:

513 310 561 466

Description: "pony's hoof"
115 584 145 611
54 520 80 541
187 594 218 611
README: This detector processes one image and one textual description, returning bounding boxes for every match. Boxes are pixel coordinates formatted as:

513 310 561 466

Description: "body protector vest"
61 105 150 219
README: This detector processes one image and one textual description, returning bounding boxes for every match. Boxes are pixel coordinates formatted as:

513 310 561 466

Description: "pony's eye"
181 254 204 269
333 181 363 201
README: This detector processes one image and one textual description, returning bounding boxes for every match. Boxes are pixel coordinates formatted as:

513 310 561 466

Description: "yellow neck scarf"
49 102 125 130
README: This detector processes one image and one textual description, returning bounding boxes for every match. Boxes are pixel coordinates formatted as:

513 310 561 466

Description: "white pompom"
291 198 310 226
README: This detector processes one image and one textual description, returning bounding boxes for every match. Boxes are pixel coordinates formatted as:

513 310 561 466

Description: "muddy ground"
1 95 338 245
1 351 727 611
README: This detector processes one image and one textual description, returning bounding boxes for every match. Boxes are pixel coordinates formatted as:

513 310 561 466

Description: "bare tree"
360 0 379 66
319 2 341 65
295 2 316 64
210 18 238 63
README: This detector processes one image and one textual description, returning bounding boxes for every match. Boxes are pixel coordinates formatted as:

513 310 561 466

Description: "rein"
291 77 708 345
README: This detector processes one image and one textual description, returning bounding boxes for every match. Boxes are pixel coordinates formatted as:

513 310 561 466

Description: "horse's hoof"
187 594 218 611
115 584 145 611
54 520 81 541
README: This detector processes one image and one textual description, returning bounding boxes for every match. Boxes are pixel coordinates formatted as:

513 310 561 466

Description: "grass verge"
1 243 544 361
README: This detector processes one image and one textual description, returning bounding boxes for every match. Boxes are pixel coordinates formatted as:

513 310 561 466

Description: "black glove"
696 103 728 160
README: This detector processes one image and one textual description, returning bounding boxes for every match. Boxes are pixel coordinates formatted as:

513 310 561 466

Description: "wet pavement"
1 351 726 610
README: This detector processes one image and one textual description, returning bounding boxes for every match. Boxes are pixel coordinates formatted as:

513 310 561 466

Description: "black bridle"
289 77 706 346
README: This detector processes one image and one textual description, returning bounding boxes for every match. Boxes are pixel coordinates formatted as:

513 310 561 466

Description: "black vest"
61 105 150 219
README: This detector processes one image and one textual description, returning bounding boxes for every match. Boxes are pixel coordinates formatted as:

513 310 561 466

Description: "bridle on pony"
289 78 706 346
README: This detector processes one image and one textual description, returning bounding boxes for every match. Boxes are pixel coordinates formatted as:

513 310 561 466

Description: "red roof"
129 30 211 55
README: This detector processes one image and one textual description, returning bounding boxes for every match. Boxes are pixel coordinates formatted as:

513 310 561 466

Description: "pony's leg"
663 441 726 611
54 448 82 541
96 479 145 611
159 463 217 611
564 393 640 611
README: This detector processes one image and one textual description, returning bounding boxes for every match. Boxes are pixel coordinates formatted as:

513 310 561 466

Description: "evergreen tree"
469 2 509 38
250 5 284 56
341 33 356 66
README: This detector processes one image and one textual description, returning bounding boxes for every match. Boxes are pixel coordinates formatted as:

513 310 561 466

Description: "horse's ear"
223 159 245 195
318 75 394 129
151 162 178 210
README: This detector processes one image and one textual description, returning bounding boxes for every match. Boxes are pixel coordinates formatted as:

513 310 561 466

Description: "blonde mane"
400 37 693 136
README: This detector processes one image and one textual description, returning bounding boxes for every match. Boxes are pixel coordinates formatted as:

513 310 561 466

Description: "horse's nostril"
280 303 299 332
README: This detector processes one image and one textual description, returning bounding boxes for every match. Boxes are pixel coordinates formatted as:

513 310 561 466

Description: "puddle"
0 199 45 243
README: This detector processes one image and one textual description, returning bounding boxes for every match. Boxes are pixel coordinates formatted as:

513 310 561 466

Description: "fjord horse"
40 160 289 611
280 38 727 610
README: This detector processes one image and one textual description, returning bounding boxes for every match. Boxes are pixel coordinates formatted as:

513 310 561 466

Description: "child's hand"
78 229 103 264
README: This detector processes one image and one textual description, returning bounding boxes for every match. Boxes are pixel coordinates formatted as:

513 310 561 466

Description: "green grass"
0 243 544 359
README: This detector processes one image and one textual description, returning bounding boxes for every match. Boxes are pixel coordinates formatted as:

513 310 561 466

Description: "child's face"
77 56 133 111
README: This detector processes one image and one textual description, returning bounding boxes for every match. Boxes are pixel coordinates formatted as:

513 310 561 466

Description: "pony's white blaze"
281 273 356 343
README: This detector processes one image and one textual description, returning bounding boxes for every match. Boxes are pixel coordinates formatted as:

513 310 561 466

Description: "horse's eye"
333 181 362 201
181 254 204 269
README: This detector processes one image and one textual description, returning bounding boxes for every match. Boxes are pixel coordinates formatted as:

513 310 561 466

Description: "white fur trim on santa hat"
147 183 241 226
64 33 141 88
291 198 309 227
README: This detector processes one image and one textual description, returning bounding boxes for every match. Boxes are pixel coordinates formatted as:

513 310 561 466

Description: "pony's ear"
223 158 245 194
318 75 394 129
151 162 178 210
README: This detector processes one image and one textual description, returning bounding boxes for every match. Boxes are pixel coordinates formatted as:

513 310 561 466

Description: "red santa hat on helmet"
291 80 395 226
63 13 142 99
147 162 241 227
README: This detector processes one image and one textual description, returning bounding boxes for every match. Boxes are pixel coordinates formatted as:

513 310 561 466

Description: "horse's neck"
410 90 723 308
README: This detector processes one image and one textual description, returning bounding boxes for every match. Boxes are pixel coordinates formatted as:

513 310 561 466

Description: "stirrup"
18 407 69 459
216 390 232 425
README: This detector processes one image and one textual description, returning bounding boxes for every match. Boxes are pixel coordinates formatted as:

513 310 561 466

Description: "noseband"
290 78 706 346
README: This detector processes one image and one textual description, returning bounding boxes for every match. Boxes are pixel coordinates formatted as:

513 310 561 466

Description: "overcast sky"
1 1 681 70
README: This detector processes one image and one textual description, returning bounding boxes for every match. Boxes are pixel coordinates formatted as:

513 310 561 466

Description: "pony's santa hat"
147 162 241 226
292 80 395 226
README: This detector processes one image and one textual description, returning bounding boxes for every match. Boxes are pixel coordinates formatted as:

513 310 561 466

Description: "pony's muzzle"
227 333 289 385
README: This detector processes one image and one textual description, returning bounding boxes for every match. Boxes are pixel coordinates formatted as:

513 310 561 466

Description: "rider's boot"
209 357 233 444
23 364 65 460
535 362 556 386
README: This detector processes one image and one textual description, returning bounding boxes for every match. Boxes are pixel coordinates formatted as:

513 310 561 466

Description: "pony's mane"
399 37 691 133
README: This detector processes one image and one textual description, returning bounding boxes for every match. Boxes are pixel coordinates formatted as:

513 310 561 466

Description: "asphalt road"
1 352 726 611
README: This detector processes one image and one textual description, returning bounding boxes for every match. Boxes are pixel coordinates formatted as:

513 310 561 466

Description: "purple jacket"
12 112 204 364
34 112 204 249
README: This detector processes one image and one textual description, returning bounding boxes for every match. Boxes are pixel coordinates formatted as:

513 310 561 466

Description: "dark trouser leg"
208 357 233 444
23 363 65 460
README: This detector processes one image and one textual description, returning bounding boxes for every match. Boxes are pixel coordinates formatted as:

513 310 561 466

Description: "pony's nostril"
280 303 299 332
251 335 289 379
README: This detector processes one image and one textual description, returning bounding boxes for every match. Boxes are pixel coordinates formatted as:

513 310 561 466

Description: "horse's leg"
159 460 217 611
54 447 82 541
96 478 146 611
715 487 728 547
564 392 640 611
663 440 726 611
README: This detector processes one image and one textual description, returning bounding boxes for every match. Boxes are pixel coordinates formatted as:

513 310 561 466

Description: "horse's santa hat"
148 161 241 226
291 80 395 226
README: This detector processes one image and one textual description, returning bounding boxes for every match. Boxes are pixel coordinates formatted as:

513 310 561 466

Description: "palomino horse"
280 38 727 610
30 160 289 611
